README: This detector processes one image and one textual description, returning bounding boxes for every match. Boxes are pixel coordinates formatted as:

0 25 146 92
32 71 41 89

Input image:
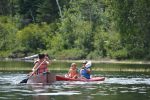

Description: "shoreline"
56 59 150 65
1 58 150 65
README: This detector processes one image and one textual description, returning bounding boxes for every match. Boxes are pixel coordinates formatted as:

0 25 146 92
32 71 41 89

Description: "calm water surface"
0 72 150 100
0 61 150 100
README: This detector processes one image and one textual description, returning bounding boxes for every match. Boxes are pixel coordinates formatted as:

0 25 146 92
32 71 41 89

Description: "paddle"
20 59 46 83
85 61 92 68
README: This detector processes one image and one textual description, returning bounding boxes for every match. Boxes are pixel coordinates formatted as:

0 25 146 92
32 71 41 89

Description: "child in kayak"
80 61 91 79
66 63 79 79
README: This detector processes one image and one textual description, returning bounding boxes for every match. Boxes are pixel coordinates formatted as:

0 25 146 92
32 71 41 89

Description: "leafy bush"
16 23 53 52
0 51 11 58
54 49 86 60
128 47 145 59
109 48 128 60
87 51 103 60
0 16 18 57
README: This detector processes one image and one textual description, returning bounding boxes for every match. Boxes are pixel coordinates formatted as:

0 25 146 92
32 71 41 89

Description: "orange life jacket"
35 61 48 74
68 68 78 78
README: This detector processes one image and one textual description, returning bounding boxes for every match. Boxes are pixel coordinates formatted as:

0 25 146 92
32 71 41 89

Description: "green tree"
0 16 18 57
0 0 10 15
58 3 93 52
105 0 150 59
16 24 51 53
37 0 59 23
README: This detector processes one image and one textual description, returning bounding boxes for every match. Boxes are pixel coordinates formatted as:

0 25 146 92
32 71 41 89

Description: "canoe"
56 75 105 81
26 72 56 84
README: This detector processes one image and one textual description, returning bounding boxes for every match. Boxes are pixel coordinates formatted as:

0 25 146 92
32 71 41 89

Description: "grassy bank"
0 59 150 72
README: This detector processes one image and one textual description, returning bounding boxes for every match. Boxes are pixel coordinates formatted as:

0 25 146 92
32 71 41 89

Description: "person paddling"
80 61 91 79
32 54 50 75
20 53 51 83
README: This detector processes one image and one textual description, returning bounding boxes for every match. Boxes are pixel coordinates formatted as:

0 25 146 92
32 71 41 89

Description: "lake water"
0 61 150 100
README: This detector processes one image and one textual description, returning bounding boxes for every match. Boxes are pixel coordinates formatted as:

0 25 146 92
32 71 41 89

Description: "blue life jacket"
80 68 91 79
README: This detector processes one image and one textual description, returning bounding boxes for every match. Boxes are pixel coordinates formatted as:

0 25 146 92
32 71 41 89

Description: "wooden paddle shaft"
29 59 46 77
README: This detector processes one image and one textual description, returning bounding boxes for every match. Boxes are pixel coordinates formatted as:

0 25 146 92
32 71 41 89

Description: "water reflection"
27 83 82 100
28 84 49 100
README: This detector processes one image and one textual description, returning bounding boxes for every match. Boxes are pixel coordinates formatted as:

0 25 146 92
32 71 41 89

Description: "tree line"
0 0 149 60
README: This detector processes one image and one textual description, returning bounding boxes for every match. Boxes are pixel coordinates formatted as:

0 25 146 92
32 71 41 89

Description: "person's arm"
32 63 39 72
45 55 51 65
68 68 72 75
86 68 91 74
65 68 71 78
75 69 80 78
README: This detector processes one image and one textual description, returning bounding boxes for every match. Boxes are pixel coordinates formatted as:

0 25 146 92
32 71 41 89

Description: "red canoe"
56 75 105 81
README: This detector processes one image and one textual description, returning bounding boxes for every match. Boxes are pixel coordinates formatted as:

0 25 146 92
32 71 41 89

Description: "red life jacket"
35 61 48 74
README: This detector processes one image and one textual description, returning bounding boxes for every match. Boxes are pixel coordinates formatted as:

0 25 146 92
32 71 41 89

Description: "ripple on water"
0 73 27 85
0 72 150 100
34 91 81 96
0 97 9 100
104 77 150 85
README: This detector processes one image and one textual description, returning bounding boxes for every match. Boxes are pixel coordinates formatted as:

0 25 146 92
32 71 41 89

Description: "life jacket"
68 68 78 78
80 68 91 79
35 61 48 74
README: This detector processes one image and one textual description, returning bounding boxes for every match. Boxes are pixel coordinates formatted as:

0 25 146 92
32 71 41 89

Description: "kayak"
56 75 105 81
26 72 56 84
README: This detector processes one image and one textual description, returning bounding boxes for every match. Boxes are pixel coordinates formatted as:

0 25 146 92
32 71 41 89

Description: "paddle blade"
20 78 28 83
85 61 92 68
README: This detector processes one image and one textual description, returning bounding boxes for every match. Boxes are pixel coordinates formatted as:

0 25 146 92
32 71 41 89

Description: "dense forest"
0 0 149 60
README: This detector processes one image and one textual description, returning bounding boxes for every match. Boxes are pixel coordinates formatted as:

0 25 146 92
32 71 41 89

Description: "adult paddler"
80 61 92 79
32 53 51 75
20 53 51 83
